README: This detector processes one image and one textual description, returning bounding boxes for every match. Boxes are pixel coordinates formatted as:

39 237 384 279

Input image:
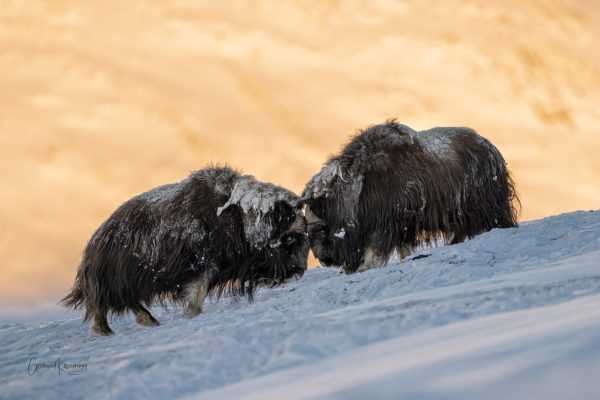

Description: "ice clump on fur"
303 161 363 202
136 181 185 205
303 161 341 199
417 129 454 158
217 175 298 248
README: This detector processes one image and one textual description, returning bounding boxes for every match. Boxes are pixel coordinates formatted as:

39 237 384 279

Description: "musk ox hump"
416 128 455 159
217 175 299 248
135 181 184 205
302 122 421 224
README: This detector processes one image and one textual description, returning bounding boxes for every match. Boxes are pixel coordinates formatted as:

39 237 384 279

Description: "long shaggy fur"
302 121 519 273
61 167 308 332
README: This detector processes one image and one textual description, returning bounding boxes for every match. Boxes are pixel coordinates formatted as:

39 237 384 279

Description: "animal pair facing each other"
62 121 519 335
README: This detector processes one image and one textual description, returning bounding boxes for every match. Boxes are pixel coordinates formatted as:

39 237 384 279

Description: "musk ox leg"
356 247 385 273
92 311 114 336
397 245 415 260
183 278 209 319
450 232 467 245
133 305 160 327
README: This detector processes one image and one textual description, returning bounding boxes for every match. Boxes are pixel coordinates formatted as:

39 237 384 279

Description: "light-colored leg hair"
357 247 385 272
133 305 160 327
183 274 210 318
398 245 414 260
92 311 114 336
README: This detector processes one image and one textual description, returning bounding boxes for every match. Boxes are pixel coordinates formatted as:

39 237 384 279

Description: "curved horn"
304 205 323 225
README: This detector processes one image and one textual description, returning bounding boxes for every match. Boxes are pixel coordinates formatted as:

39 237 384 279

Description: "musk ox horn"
304 206 323 225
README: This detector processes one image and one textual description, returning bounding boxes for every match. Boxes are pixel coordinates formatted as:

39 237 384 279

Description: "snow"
1 210 600 399
217 175 299 248
417 129 454 158
302 161 343 199
199 295 600 400
135 181 184 206
333 228 346 239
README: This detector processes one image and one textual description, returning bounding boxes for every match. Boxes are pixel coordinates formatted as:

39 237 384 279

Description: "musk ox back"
62 167 309 335
303 121 519 273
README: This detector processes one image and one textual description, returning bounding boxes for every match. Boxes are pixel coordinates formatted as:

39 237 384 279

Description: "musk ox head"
302 121 518 274
216 173 310 286
302 158 366 271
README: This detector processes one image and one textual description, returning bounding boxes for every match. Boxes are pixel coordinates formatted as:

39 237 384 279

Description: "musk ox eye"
283 234 297 246
313 225 328 237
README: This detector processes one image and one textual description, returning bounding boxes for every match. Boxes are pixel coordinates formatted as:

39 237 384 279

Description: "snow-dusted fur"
302 121 519 273
61 167 309 334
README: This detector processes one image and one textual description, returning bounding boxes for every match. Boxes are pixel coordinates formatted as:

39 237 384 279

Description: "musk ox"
61 167 309 335
302 121 519 273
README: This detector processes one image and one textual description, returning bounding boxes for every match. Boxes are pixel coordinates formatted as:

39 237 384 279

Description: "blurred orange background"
1 0 599 307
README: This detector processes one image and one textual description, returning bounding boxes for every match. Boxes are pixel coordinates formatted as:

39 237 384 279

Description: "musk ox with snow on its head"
302 121 519 273
61 167 309 336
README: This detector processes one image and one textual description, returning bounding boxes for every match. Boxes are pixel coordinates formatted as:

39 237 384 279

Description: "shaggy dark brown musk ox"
61 167 309 336
302 121 519 274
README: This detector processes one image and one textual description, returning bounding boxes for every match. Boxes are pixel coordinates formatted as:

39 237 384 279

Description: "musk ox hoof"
183 304 202 319
134 309 160 327
355 247 385 273
92 323 114 336
282 270 305 283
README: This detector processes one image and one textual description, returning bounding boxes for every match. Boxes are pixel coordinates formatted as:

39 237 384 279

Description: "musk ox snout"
305 205 336 267
303 121 519 274
61 167 309 336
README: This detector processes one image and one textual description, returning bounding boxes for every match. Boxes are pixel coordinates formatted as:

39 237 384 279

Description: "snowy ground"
1 210 599 399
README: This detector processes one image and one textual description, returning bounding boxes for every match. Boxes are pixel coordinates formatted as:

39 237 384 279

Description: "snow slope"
1 211 599 399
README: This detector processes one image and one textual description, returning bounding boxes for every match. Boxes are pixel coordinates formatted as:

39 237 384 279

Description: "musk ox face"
303 121 519 274
304 202 342 267
216 175 310 284
307 221 334 267
245 201 310 285
304 197 368 271
61 167 309 336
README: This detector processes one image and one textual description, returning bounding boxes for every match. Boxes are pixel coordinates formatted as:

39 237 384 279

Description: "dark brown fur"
303 121 519 273
62 167 309 335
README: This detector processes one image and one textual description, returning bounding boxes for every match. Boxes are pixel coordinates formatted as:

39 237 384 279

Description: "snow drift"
1 210 599 399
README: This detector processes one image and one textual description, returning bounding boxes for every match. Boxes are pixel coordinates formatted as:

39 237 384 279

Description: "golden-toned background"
1 0 599 307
